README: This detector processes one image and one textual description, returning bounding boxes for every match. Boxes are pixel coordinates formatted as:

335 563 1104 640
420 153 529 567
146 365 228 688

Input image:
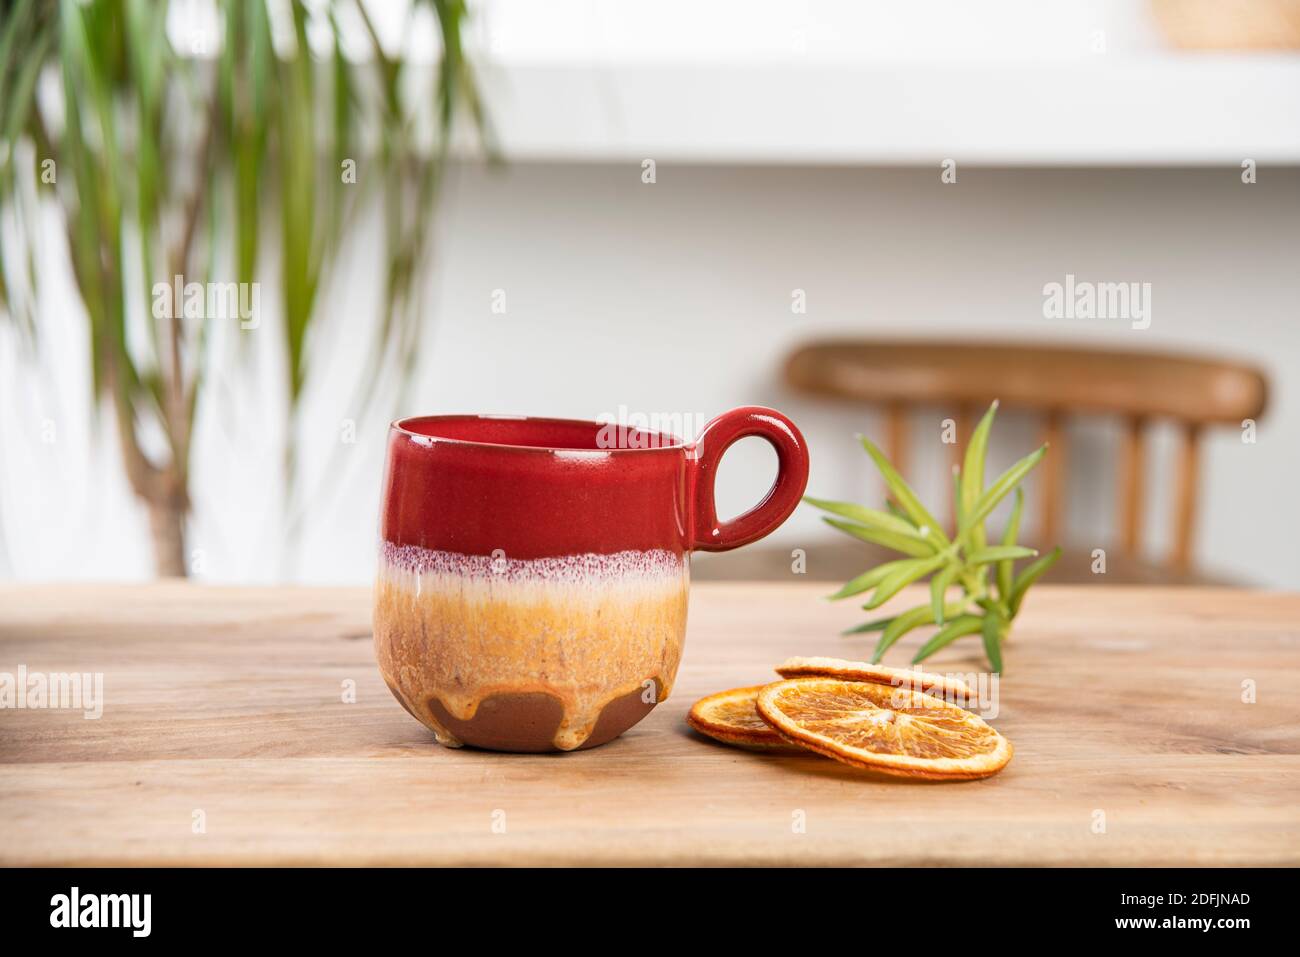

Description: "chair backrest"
784 339 1268 572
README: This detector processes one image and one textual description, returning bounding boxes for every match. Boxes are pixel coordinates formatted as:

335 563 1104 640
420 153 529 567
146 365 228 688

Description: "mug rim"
391 413 687 454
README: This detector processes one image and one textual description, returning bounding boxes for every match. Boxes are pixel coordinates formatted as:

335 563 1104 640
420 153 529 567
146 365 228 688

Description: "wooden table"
1 583 1297 866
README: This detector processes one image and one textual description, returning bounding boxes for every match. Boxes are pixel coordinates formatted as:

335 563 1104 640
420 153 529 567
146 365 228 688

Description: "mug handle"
688 406 810 552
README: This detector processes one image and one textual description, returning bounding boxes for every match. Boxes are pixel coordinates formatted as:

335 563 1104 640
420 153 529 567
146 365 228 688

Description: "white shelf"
472 56 1300 166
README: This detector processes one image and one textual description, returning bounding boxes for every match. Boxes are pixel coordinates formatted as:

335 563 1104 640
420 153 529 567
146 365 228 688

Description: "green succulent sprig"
806 400 1060 673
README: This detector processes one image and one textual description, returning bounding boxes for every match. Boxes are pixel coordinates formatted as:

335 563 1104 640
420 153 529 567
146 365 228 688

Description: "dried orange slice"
687 685 801 750
775 656 974 706
755 678 1012 780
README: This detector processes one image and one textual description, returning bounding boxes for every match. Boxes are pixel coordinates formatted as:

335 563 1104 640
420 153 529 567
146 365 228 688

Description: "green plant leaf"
842 616 893 635
1009 546 1062 617
930 562 959 625
951 465 963 532
912 615 984 663
827 558 915 601
803 496 922 537
981 612 1005 673
0 0 36 126
960 401 998 549
859 435 949 547
960 444 1048 537
822 517 936 559
871 604 934 662
1 9 50 174
870 601 968 663
966 545 1038 565
279 0 319 402
228 0 272 312
864 554 948 610
996 487 1025 600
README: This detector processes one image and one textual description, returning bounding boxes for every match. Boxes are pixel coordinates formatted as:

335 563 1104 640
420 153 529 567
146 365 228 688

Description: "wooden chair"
692 339 1266 585
781 339 1267 584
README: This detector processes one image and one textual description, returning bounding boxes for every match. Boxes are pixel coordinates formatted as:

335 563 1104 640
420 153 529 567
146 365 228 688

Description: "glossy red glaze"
690 407 810 552
380 407 809 559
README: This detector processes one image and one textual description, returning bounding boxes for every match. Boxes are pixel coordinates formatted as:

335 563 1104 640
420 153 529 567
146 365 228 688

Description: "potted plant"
0 0 490 575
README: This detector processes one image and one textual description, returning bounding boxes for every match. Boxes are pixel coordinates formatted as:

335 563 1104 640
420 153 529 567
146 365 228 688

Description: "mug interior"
395 414 683 451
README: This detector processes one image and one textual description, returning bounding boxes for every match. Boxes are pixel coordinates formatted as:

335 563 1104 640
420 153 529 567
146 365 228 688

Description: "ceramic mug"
373 406 809 752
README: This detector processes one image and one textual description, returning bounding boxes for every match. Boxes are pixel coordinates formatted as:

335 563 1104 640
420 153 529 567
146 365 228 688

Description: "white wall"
3 162 1298 586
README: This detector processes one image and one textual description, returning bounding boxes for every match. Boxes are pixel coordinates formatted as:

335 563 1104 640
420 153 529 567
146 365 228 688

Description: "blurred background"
1 0 1297 587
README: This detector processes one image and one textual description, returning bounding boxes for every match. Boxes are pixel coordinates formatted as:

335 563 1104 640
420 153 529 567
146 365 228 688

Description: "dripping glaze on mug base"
373 542 690 752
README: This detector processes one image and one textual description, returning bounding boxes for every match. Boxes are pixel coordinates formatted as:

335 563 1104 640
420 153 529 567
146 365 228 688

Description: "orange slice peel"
687 685 801 751
775 655 975 706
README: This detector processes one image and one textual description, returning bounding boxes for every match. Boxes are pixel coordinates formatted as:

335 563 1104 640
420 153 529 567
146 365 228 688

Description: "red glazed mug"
373 406 809 752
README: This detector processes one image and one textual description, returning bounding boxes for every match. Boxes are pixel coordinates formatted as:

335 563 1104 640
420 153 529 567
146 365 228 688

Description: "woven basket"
1151 0 1300 49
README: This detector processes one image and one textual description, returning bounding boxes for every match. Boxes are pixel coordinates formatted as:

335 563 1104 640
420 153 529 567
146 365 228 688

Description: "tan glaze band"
374 547 689 752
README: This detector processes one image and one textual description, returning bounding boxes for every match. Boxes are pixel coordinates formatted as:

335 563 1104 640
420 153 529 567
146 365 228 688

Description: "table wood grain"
1 583 1297 866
